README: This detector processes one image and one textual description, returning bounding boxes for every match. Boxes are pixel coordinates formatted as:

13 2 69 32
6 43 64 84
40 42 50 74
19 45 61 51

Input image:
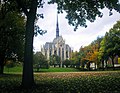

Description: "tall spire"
56 14 59 38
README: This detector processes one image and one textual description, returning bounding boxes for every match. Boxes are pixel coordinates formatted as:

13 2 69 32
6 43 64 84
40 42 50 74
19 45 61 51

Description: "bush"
5 60 16 68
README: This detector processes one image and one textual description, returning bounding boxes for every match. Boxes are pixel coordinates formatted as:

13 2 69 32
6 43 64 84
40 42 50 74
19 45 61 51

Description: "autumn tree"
89 37 103 69
83 45 93 70
79 37 102 70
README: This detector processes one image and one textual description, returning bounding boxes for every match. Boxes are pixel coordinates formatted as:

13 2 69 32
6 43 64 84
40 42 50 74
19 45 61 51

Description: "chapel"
41 15 72 66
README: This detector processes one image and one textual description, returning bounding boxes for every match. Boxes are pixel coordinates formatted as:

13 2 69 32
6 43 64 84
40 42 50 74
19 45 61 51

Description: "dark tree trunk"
21 0 37 88
22 14 34 88
102 59 104 71
111 56 115 70
105 59 108 69
0 54 5 74
0 64 4 74
81 62 84 70
87 62 90 71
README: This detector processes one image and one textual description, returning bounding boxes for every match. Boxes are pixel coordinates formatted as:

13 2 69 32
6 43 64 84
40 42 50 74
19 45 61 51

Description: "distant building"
41 15 72 67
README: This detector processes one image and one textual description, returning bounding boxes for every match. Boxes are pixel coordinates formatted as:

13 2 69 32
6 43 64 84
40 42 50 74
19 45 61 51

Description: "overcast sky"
33 2 120 52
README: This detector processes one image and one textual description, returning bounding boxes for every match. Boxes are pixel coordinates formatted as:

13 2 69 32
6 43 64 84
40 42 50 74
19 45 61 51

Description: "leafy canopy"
49 0 120 31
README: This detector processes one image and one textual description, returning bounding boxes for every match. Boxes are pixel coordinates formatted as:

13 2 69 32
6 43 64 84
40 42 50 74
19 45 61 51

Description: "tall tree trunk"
22 14 34 88
0 64 4 74
81 61 84 70
102 59 104 71
111 56 115 70
105 59 108 69
87 62 90 71
22 0 37 88
0 54 5 74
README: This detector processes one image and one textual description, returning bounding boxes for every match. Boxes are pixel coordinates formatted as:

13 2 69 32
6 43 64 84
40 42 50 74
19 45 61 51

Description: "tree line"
34 21 120 71
70 21 120 70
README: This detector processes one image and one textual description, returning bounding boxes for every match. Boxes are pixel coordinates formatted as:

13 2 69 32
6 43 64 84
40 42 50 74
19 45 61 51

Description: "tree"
33 52 48 71
49 55 61 67
79 46 87 70
49 55 56 67
103 21 120 69
14 0 47 88
63 59 70 68
79 37 102 70
89 37 103 69
0 1 25 74
70 51 80 68
49 0 120 31
98 37 109 70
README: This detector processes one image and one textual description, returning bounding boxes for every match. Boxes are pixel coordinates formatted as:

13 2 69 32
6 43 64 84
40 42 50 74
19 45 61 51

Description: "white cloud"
33 3 120 52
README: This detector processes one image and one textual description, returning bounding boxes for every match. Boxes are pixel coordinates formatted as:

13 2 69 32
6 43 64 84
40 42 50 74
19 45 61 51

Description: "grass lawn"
0 71 120 93
35 67 80 72
4 66 80 73
4 66 23 73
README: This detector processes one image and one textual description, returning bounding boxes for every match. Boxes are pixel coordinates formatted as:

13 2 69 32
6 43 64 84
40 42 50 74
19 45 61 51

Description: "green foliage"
5 60 16 69
78 37 103 70
63 59 71 67
33 52 49 70
49 0 120 31
49 55 61 66
105 21 120 57
70 51 80 68
0 7 25 62
99 21 120 68
0 1 25 74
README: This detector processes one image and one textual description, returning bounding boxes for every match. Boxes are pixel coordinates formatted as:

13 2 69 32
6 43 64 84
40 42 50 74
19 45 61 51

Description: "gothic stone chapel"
41 15 72 67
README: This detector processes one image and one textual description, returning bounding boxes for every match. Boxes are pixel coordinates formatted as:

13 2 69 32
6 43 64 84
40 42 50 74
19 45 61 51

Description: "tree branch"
15 0 28 16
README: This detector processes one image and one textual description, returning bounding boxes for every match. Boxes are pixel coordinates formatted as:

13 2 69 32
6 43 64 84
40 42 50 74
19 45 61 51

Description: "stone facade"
41 15 72 66
41 36 72 60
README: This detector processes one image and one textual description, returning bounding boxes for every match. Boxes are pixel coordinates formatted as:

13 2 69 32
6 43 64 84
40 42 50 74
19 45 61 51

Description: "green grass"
36 67 80 72
4 66 80 73
4 66 23 73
